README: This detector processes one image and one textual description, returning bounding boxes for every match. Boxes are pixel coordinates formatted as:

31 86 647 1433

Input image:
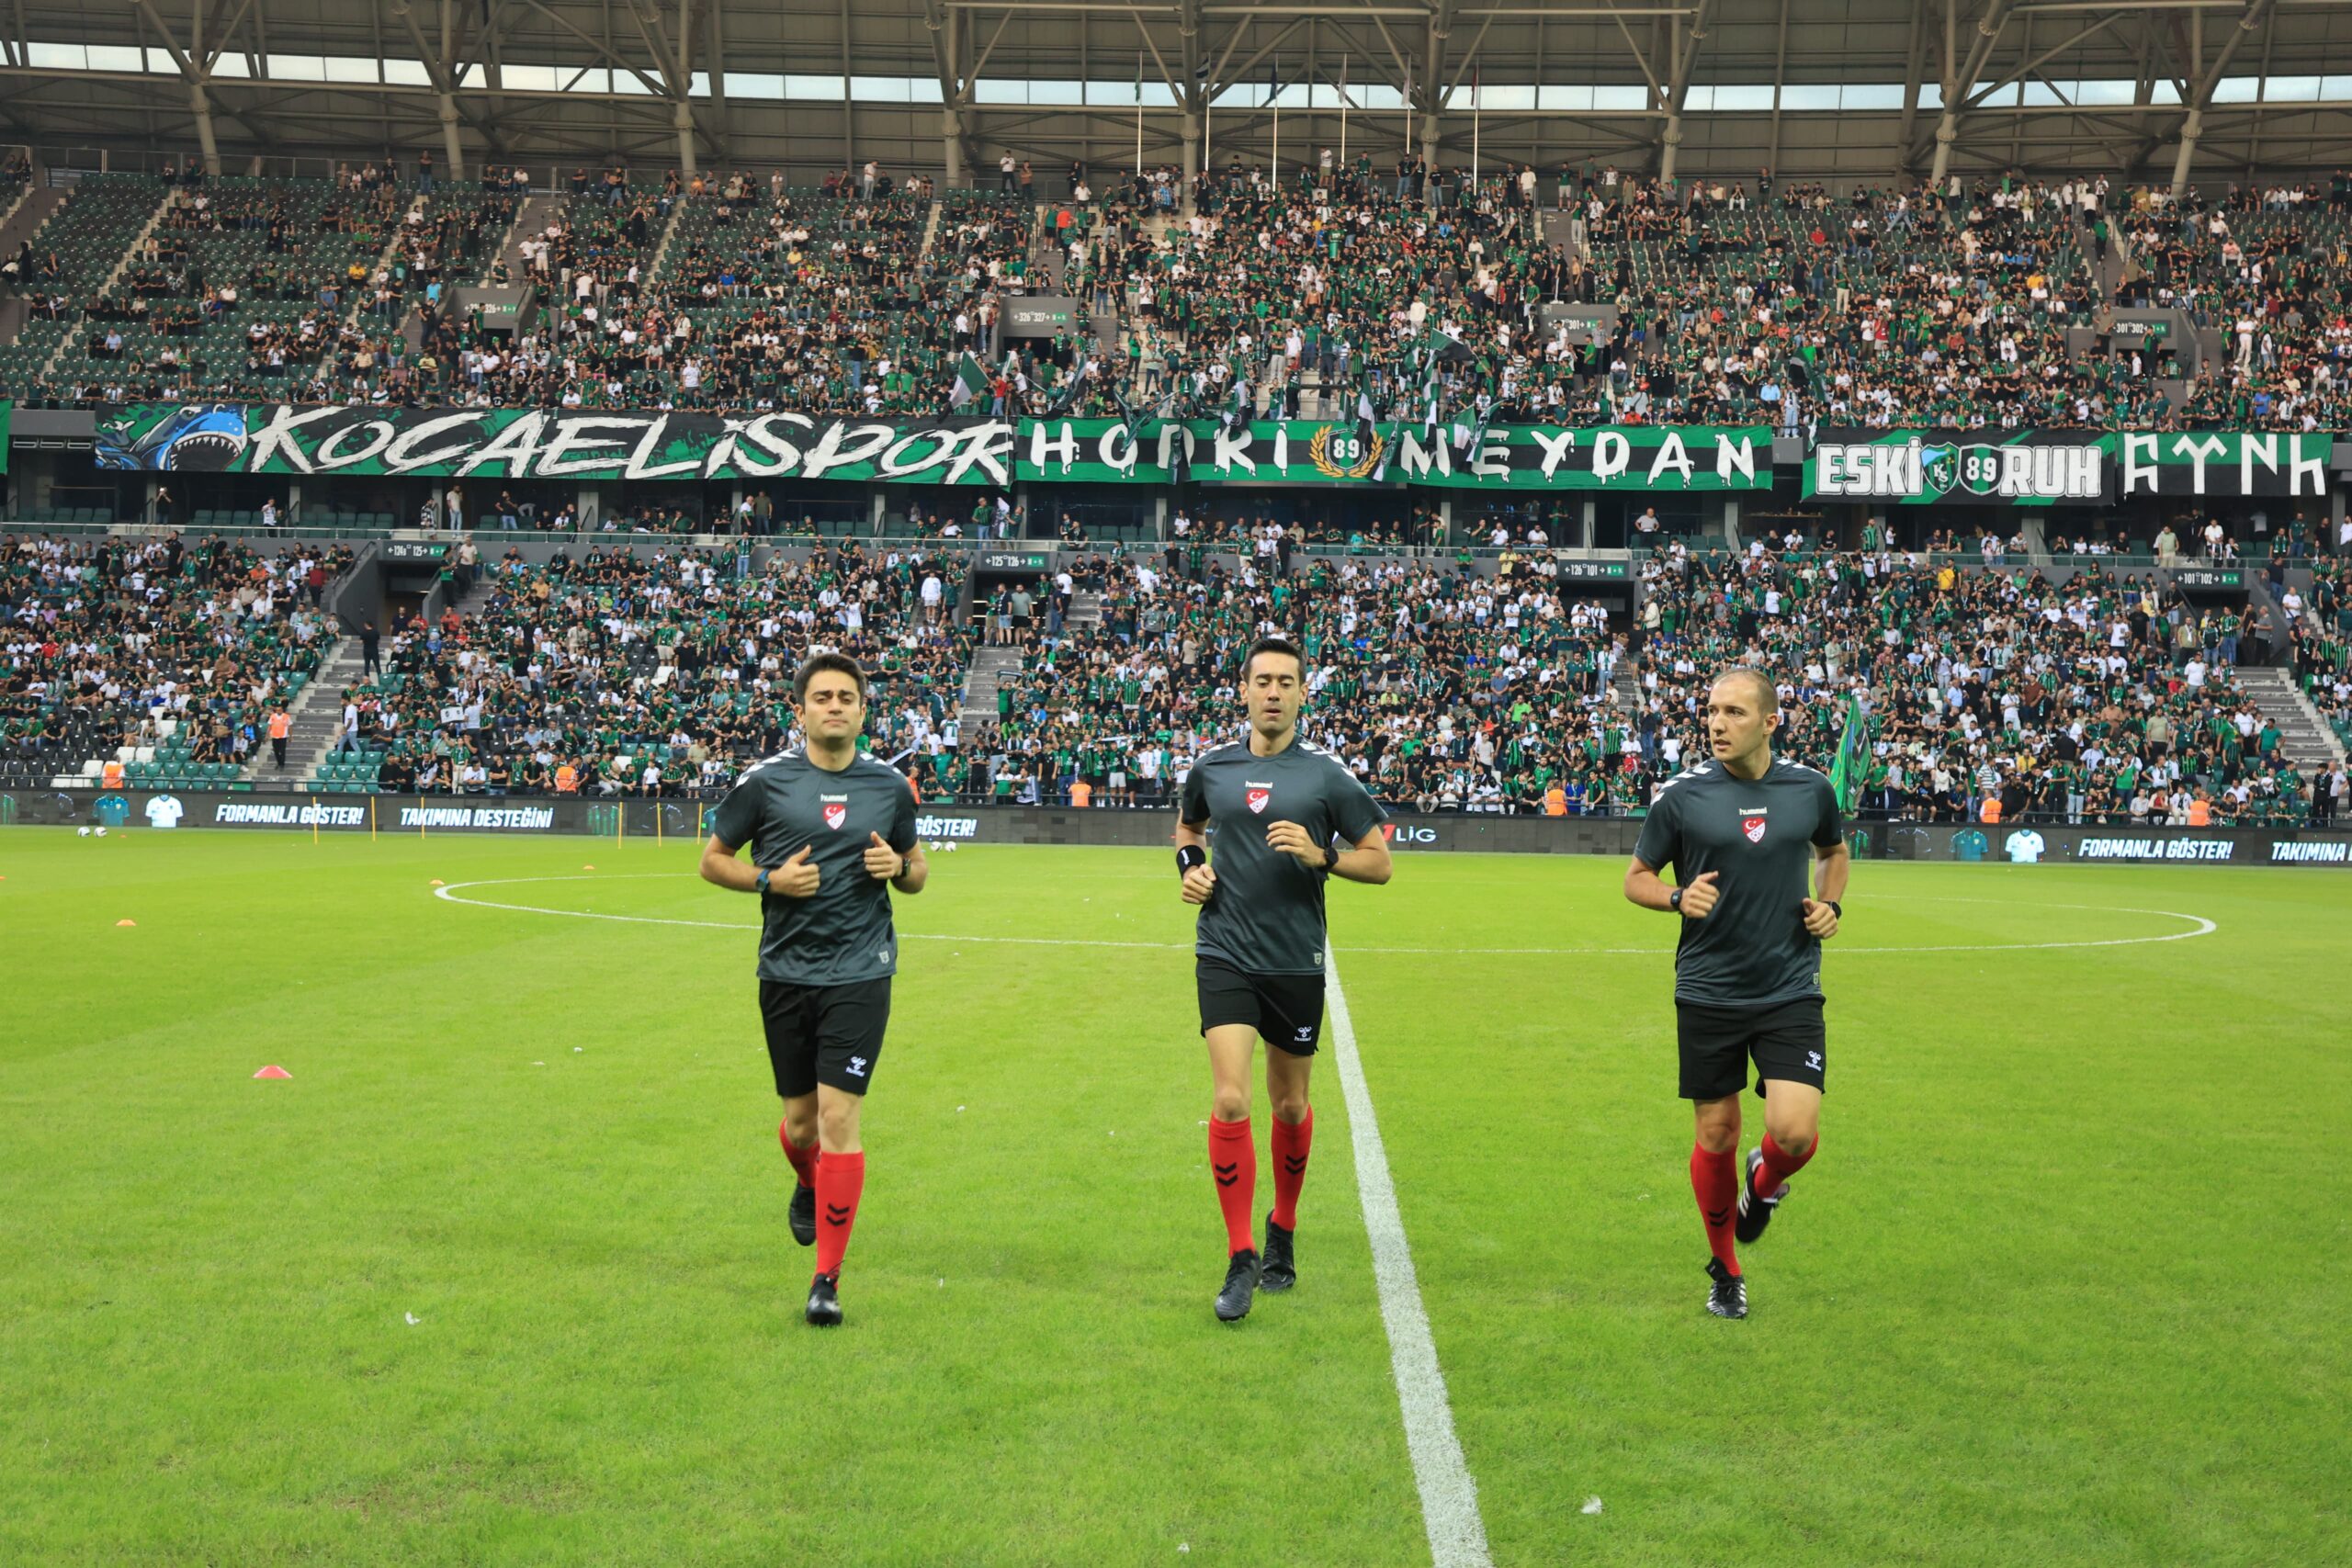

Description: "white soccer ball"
77 826 92 837
95 827 108 837
942 840 958 852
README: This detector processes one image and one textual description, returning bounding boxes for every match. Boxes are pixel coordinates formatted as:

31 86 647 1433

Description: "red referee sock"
778 1120 819 1190
815 1150 865 1277
1209 1116 1257 1257
1270 1111 1314 1231
1690 1143 1740 1276
1753 1133 1816 1199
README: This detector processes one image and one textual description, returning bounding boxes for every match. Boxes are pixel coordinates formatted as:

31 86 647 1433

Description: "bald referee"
701 652 926 1327
1623 667 1848 1320
1177 636 1391 1323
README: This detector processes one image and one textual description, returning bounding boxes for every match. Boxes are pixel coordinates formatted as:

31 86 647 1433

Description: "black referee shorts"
1675 995 1826 1101
1197 956 1325 1056
759 976 891 1098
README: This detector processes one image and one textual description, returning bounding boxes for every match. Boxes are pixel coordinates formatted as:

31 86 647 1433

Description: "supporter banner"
1805 427 2342 504
92 403 1024 486
88 404 1771 491
1019 419 1770 489
2108 431 2334 498
1805 428 2105 505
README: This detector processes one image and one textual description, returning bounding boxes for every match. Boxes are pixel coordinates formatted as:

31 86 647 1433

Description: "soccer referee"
701 653 927 1327
1623 668 1848 1321
1177 636 1391 1323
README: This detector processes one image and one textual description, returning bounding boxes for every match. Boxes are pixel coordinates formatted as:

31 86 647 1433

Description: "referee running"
1176 636 1391 1323
1624 668 1848 1320
701 653 927 1326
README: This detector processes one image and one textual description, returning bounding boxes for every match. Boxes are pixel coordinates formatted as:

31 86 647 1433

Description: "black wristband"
1669 886 1684 912
1826 899 1842 918
1322 843 1340 872
1176 844 1205 874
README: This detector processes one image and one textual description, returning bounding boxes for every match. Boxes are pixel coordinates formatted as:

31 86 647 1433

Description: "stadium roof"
3 1 2351 188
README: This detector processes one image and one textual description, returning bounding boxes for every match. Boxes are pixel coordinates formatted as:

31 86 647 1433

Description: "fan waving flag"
950 352 990 408
1827 692 1867 814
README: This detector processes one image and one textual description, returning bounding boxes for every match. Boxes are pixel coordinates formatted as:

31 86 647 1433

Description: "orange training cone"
430 879 446 886
116 919 136 927
582 864 596 871
254 1066 291 1079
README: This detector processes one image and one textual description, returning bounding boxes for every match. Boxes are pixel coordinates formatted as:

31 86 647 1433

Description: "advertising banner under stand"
10 793 2348 868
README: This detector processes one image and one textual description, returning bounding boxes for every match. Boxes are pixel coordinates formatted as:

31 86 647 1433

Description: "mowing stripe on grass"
1324 953 1494 1568
434 877 2218 958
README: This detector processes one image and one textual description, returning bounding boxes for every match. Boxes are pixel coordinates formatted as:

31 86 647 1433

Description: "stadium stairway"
249 637 359 791
957 646 1024 728
498 195 562 283
0 186 68 343
2235 664 2347 773
41 181 174 379
918 198 943 260
345 193 428 334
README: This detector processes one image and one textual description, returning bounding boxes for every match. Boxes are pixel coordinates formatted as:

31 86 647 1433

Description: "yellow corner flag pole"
369 794 378 841
310 794 320 845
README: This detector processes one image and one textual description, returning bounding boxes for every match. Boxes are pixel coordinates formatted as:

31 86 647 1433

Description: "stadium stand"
332 541 967 798
0 532 355 792
6 167 2352 431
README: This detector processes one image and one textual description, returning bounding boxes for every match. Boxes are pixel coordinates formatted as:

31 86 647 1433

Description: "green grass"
1 828 2346 1565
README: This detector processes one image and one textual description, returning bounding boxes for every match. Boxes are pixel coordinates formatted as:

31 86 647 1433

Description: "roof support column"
2172 0 2276 199
1929 0 2012 190
133 0 220 175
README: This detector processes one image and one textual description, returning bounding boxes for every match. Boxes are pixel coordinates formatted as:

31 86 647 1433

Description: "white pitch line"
1324 952 1494 1568
431 876 2219 956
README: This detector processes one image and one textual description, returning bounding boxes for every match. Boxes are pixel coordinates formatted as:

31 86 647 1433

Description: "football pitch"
3 828 2346 1566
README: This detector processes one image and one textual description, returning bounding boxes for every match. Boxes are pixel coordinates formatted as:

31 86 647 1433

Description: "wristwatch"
1669 886 1685 912
1322 844 1341 871
1825 899 1842 918
755 866 772 896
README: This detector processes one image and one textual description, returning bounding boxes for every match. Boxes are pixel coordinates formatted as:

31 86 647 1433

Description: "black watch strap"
1669 886 1684 911
1826 899 1842 918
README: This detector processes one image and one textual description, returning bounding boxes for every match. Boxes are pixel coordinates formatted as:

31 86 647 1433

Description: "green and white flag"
950 352 990 408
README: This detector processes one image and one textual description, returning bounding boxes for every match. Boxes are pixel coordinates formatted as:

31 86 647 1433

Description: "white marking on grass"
1324 953 1494 1568
433 876 2219 956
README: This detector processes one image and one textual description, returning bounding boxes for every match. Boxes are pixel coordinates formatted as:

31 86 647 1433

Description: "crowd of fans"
348 541 967 798
14 155 2352 434
0 532 352 783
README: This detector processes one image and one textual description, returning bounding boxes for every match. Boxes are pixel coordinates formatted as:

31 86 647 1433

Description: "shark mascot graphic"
94 404 252 471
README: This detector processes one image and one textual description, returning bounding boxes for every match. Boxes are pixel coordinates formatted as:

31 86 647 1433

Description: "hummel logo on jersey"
847 1055 868 1077
823 803 848 829
1245 784 1272 813
1742 816 1767 842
